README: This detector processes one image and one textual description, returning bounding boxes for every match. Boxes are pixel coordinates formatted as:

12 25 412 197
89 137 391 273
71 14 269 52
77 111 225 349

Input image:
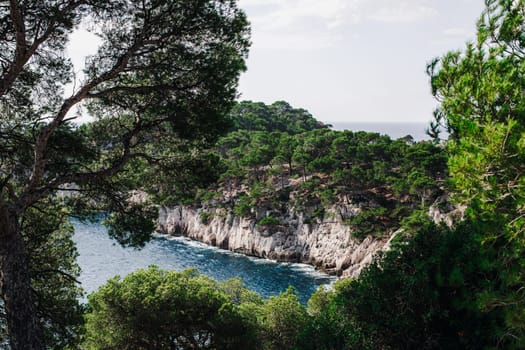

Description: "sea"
73 122 436 305
73 220 336 304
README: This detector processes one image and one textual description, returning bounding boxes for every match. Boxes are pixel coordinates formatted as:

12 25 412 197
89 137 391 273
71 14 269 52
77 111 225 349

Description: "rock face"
428 194 466 228
157 204 393 278
155 194 461 278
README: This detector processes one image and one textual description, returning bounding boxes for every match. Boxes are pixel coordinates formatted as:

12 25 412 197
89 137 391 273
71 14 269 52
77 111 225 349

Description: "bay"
73 220 336 304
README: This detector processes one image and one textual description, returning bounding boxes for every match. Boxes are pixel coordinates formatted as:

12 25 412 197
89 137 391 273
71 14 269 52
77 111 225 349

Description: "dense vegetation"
427 0 525 343
0 0 249 348
161 100 447 240
84 266 307 350
1 0 524 348
299 221 503 350
86 0 525 349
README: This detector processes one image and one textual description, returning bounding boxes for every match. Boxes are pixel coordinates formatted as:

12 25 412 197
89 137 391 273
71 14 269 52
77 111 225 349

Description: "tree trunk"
0 205 44 349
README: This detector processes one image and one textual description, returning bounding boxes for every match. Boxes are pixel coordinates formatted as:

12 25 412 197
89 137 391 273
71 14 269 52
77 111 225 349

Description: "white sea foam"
153 234 336 283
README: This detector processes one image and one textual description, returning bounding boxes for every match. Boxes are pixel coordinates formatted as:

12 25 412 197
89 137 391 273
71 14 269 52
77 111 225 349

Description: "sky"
68 1 486 125
236 0 486 124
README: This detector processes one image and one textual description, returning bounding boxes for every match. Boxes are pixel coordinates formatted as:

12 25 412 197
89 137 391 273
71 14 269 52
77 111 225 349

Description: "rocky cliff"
157 202 396 278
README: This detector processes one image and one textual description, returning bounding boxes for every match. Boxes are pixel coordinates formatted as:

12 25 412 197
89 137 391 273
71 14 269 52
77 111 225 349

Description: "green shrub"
199 210 213 224
196 189 219 202
319 189 335 206
260 287 308 350
84 267 256 349
310 207 325 220
233 193 252 217
299 222 506 349
276 186 292 201
258 216 280 226
347 206 388 240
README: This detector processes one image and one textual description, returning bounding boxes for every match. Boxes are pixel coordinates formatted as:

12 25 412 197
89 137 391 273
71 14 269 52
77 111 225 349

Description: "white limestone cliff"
157 203 393 278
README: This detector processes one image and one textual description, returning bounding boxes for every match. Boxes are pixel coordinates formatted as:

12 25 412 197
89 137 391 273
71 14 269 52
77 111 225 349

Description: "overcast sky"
236 0 485 124
68 1 486 125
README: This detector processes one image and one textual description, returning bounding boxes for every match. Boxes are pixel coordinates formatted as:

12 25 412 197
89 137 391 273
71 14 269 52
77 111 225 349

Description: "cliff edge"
157 202 395 278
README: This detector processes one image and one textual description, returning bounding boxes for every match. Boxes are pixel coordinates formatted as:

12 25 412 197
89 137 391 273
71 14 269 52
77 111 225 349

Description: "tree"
84 266 256 349
273 133 297 176
239 131 276 181
0 200 84 349
0 1 250 348
259 287 308 350
298 280 357 350
405 168 439 208
292 143 313 181
300 222 505 350
229 100 327 134
428 0 525 343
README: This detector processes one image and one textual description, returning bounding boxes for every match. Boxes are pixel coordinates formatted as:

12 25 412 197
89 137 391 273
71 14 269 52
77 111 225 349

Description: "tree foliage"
84 266 256 349
84 266 311 350
428 0 525 344
258 287 308 350
198 104 447 239
0 201 84 349
229 101 328 134
299 222 506 350
0 0 250 348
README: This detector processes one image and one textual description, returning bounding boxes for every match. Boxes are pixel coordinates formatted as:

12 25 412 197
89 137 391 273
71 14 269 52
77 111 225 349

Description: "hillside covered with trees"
0 0 524 349
143 100 448 241
83 0 525 348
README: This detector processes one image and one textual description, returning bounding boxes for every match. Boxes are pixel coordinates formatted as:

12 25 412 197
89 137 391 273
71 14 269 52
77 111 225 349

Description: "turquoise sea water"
73 220 336 304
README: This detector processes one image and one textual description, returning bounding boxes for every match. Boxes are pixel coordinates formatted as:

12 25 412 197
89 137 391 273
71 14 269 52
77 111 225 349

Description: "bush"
84 267 314 350
83 266 256 349
233 193 252 217
300 221 507 349
310 207 325 220
319 189 335 206
260 287 308 350
347 206 389 240
257 216 280 226
196 189 219 202
199 210 213 224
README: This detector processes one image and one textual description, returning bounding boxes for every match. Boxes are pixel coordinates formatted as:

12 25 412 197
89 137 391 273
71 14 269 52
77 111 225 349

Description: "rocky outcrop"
157 203 394 278
155 193 463 278
428 194 466 228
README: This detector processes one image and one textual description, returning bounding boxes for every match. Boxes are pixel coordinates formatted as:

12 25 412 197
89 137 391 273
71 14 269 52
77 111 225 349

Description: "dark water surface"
73 220 336 304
